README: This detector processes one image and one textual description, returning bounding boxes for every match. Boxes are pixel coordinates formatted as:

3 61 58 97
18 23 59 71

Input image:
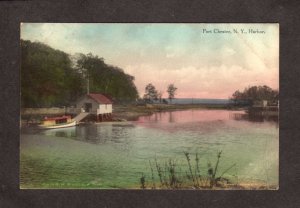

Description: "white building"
253 100 268 107
76 93 113 121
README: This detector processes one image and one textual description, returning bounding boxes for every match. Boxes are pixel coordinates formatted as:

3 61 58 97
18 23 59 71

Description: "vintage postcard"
20 23 279 189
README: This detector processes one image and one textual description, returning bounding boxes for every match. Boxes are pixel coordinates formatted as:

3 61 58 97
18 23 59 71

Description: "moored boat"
38 115 77 129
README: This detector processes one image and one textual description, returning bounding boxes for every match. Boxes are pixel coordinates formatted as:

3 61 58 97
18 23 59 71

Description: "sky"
21 23 279 99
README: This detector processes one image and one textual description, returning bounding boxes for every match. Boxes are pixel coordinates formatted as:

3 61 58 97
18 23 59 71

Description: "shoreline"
20 103 278 126
21 104 241 125
112 104 242 121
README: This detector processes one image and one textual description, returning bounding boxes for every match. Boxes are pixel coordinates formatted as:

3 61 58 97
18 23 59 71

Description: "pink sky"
21 23 279 98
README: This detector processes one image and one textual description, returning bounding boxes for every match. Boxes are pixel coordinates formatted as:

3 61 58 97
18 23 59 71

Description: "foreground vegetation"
140 151 238 189
139 151 276 190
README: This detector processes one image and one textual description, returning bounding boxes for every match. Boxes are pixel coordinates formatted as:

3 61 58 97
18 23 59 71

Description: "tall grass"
140 151 236 189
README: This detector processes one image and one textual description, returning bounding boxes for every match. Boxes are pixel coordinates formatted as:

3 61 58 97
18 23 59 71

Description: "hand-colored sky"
21 23 279 98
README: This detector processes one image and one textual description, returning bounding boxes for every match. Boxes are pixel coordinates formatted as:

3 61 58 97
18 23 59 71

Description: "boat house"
253 100 268 107
76 93 113 121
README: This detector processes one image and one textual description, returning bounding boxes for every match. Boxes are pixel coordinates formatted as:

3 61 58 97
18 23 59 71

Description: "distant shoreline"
20 103 279 126
143 98 232 105
112 103 240 121
20 104 238 126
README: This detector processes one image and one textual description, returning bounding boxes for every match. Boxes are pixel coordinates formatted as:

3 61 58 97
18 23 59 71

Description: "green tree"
167 84 177 103
21 40 139 107
21 40 85 107
231 90 244 105
230 85 279 106
75 53 106 94
157 91 163 103
143 83 158 102
76 53 139 102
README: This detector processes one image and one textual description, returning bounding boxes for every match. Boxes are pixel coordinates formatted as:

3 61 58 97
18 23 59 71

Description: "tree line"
143 83 177 104
230 85 279 106
21 40 139 107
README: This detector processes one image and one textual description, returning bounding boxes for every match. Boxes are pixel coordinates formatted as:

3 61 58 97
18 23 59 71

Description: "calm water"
20 109 278 189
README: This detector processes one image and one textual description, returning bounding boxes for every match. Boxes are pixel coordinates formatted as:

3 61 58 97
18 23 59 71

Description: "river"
20 109 278 189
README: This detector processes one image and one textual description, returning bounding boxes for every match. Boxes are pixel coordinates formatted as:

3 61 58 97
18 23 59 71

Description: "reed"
154 157 163 187
184 151 197 187
149 160 156 189
140 151 236 189
140 173 146 189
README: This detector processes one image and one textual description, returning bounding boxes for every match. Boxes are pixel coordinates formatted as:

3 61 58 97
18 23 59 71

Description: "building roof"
87 93 113 104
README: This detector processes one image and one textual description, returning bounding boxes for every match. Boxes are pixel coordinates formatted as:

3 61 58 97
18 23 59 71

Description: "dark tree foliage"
167 84 177 103
143 83 158 102
21 40 139 107
76 53 139 102
21 40 85 107
230 85 279 105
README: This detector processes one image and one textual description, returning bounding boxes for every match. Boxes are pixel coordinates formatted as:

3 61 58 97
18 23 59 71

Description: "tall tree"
21 40 85 107
143 83 158 102
157 91 163 103
21 40 139 107
76 53 139 102
167 84 177 103
75 53 106 94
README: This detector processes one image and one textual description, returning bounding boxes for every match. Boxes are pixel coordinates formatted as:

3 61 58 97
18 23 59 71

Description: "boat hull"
38 121 77 129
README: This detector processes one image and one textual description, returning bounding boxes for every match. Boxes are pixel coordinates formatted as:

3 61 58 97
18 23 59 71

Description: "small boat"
38 115 77 129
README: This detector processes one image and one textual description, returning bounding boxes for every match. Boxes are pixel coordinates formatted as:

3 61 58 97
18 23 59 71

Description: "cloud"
21 23 279 98
124 63 278 98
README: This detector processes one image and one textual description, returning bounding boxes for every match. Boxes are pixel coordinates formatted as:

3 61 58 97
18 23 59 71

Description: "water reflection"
40 123 137 144
168 111 175 123
230 112 278 127
137 110 235 124
43 127 77 138
21 109 279 188
37 110 278 141
138 109 278 124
